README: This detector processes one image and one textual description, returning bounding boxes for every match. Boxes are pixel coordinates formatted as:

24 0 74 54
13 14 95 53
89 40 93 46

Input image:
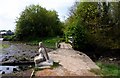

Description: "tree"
15 5 62 40
65 1 120 53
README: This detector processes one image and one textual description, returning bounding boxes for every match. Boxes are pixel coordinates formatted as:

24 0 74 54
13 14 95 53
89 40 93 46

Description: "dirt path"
59 42 72 49
35 42 100 76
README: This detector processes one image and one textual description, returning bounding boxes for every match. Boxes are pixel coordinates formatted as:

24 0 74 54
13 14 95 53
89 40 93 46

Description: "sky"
0 0 77 31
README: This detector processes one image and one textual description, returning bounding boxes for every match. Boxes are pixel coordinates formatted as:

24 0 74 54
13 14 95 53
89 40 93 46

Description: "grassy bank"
95 61 120 76
0 44 10 49
3 36 62 49
2 44 10 48
0 44 10 54
28 37 61 49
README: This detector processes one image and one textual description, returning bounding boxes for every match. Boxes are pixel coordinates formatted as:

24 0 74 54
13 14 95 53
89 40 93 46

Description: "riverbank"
1 41 100 76
1 40 119 77
0 41 54 74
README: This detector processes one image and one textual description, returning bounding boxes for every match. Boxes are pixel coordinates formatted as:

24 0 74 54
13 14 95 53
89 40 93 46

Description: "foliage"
51 62 61 68
27 37 60 49
41 37 60 49
96 62 120 76
0 44 10 49
2 44 10 48
3 35 15 41
65 1 120 53
0 44 10 54
15 5 63 41
34 67 43 71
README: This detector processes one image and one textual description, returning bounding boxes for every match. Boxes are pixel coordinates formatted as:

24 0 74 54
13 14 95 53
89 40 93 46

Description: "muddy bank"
1 41 53 63
0 41 53 74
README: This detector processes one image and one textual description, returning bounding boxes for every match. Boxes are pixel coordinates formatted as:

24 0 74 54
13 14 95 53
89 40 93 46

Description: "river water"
0 38 19 74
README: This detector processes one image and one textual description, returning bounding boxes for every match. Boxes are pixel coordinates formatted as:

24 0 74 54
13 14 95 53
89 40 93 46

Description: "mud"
0 41 53 74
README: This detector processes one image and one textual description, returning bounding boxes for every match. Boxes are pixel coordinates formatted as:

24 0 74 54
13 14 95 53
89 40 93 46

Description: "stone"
2 57 9 62
79 53 83 55
109 58 113 61
13 68 18 72
31 56 34 59
22 51 25 52
23 53 25 55
6 67 9 70
2 71 5 74
37 60 53 67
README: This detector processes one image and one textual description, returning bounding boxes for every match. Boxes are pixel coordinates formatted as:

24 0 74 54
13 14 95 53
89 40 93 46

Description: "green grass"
51 62 61 68
3 35 14 41
96 62 120 76
29 37 60 49
2 44 10 48
42 37 60 49
34 67 44 71
0 44 10 54
0 45 2 48
89 69 102 75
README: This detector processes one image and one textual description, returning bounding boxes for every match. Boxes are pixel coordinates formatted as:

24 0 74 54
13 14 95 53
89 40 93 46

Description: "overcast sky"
0 0 77 31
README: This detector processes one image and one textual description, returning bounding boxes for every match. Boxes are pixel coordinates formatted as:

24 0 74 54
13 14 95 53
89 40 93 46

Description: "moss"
2 44 10 48
89 69 102 75
51 62 61 68
34 67 43 71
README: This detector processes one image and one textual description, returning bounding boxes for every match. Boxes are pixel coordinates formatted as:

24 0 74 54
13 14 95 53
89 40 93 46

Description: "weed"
96 62 120 76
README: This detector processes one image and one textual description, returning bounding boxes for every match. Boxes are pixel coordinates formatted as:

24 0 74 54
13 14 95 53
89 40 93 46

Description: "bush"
96 62 120 76
15 5 63 41
3 35 15 41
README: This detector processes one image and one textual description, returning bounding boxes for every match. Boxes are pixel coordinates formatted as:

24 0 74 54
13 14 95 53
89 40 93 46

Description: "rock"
35 54 39 56
36 60 53 67
2 71 5 74
23 53 25 55
2 57 9 62
31 56 34 59
109 58 113 61
6 67 9 70
35 51 37 53
113 58 117 60
19 57 28 61
28 65 32 68
22 51 25 52
79 53 83 55
13 68 18 72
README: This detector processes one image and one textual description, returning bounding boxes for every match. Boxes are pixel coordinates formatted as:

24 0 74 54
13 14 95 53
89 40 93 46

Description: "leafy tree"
15 5 62 40
65 1 120 53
